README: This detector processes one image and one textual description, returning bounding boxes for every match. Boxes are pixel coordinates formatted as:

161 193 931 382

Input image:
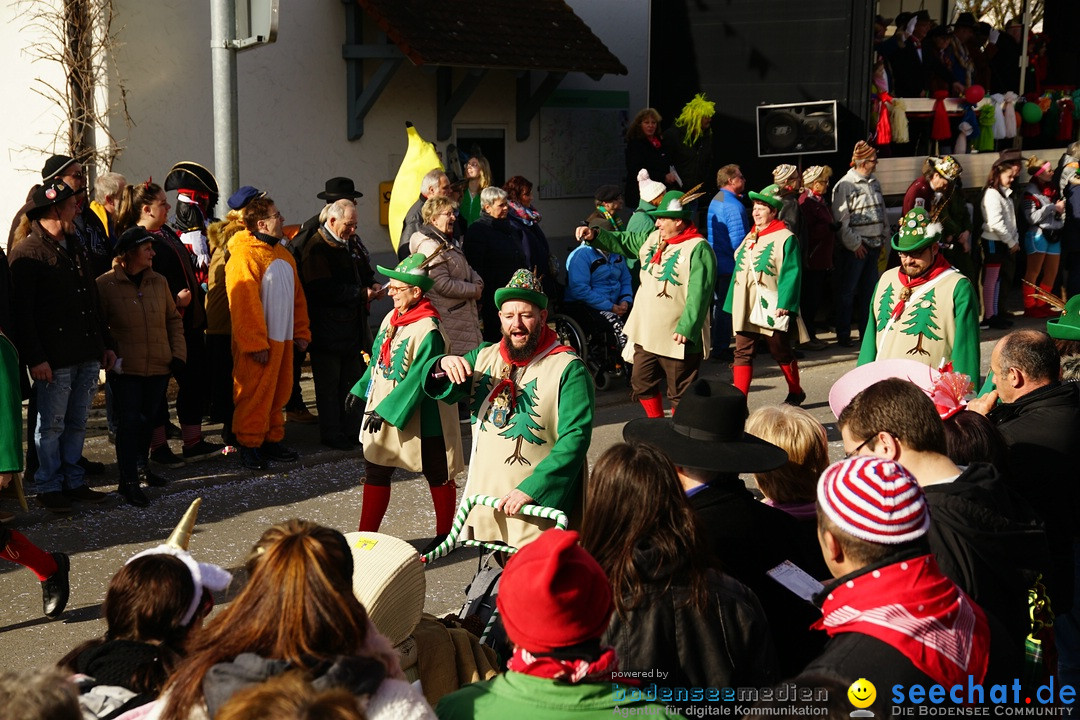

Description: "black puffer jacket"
924 462 1050 681
989 381 1080 612
602 543 777 690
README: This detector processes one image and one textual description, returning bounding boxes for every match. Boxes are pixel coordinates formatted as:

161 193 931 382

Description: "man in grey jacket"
832 141 889 347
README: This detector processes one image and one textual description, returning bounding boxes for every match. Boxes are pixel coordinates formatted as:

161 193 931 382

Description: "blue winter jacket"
564 243 633 312
707 188 750 275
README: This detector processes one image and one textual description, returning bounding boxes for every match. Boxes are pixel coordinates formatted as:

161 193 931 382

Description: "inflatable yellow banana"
389 122 444 252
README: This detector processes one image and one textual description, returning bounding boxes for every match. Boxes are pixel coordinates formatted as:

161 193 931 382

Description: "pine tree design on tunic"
875 284 896 332
655 248 682 298
901 288 942 357
732 243 748 285
385 339 410 383
753 241 776 285
500 378 545 466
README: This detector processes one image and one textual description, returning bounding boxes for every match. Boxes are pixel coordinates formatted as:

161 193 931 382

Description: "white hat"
637 169 666 205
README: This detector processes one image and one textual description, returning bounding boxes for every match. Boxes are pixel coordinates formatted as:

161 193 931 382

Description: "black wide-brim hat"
623 379 788 473
317 176 363 201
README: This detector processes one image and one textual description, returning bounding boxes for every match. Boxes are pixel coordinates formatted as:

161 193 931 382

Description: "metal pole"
211 0 239 218
1014 0 1032 150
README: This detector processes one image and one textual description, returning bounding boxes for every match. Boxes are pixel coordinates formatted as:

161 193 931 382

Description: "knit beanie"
637 169 666 205
497 529 613 653
851 140 878 166
772 164 799 187
817 456 929 544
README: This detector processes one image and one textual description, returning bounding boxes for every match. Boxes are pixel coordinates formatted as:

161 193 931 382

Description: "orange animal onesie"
225 230 311 449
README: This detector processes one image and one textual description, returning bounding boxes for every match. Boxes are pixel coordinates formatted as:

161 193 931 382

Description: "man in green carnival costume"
576 189 715 418
425 269 594 549
858 206 980 382
348 253 463 552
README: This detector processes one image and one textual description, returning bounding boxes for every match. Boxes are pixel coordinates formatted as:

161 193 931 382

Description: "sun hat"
343 531 426 647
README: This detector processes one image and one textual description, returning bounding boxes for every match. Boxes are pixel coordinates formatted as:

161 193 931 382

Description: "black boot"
42 552 70 618
119 480 149 507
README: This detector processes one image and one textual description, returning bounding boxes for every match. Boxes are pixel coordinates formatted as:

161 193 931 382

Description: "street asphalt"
0 311 1035 671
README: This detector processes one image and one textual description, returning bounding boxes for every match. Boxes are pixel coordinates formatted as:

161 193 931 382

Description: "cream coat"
409 228 483 355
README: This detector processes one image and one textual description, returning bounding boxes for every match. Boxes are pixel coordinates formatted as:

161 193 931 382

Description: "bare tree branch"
15 0 131 177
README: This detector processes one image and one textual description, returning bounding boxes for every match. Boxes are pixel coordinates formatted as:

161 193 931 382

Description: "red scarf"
507 647 625 684
377 298 440 368
890 252 952 320
487 326 571 408
649 224 702 264
814 554 990 687
646 135 661 150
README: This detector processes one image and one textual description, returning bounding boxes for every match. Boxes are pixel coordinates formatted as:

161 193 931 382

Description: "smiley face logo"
848 678 876 709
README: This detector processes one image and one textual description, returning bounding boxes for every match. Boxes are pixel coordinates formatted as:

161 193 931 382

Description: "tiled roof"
355 0 627 76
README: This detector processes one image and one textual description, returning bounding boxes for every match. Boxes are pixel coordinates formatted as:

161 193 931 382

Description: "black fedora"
622 379 788 473
26 180 77 220
953 12 977 30
317 176 363 201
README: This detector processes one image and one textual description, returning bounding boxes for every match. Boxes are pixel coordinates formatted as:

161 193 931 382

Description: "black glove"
169 357 186 375
362 411 384 434
345 392 363 416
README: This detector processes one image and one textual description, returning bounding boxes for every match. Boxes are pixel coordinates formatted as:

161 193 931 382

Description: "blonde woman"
460 155 491 227
744 404 830 579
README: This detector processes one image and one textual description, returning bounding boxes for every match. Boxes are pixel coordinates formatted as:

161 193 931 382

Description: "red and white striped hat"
817 456 929 544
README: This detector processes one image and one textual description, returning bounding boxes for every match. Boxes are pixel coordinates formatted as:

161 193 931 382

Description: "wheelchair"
549 301 630 391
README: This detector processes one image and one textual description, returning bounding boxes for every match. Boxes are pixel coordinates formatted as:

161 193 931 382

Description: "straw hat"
344 531 426 647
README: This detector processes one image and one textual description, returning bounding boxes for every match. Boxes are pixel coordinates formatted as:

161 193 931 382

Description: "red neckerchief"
377 298 440 368
890 252 952 320
507 647 626 685
649 224 702 264
814 554 989 687
487 326 572 408
646 135 661 149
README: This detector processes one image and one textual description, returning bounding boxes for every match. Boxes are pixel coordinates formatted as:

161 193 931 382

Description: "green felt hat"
377 253 434 292
494 268 548 310
747 184 784 211
891 207 942 253
1047 295 1080 341
645 190 694 220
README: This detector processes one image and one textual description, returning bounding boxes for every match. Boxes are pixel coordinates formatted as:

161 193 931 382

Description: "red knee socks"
638 394 664 418
181 423 202 449
732 365 753 395
1 531 59 581
779 362 803 394
358 484 392 532
429 483 457 536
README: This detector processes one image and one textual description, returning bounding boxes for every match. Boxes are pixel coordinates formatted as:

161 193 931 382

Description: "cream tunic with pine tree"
622 231 712 361
725 222 803 337
362 314 463 477
858 266 982 382
431 341 594 549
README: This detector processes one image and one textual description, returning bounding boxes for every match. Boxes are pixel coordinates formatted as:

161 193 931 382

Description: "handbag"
749 286 791 332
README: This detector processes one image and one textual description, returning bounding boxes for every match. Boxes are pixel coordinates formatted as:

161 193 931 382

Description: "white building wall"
3 0 649 261
0 0 77 240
